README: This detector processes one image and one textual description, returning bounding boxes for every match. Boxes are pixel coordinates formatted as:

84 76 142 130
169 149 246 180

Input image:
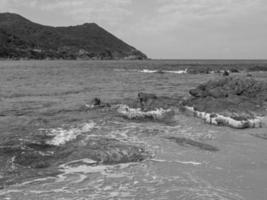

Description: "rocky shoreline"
182 76 267 129
88 76 267 129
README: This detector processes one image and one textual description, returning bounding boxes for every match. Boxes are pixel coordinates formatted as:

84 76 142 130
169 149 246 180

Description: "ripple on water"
0 159 244 200
0 115 232 200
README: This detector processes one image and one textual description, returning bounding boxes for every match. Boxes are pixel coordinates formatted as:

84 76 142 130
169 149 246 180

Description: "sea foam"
139 69 158 73
117 104 173 120
40 122 96 146
184 106 263 129
164 69 188 74
139 69 188 74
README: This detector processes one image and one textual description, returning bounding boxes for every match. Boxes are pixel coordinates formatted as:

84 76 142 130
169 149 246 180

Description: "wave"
139 69 188 74
164 69 188 74
184 106 263 129
117 104 174 120
39 122 96 146
139 69 158 73
150 159 202 166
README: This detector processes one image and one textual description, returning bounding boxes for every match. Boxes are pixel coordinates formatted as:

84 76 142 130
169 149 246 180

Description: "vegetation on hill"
0 13 147 60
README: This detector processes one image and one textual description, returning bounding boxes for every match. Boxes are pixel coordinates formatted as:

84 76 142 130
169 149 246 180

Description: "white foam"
41 122 96 146
139 69 158 73
58 160 134 177
117 104 173 120
139 69 188 74
184 106 263 129
164 69 188 74
151 159 202 166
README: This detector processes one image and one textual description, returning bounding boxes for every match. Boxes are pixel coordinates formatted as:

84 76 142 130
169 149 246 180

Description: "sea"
0 60 267 200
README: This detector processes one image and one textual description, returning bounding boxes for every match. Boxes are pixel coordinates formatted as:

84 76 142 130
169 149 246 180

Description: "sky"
0 0 267 59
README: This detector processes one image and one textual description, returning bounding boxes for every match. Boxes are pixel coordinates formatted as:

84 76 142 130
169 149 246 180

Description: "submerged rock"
166 137 219 152
183 76 267 128
79 137 148 164
0 134 149 170
0 134 149 188
5 141 146 169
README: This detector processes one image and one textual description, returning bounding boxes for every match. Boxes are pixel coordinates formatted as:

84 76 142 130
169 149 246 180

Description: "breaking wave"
139 69 188 74
39 122 96 146
117 104 174 120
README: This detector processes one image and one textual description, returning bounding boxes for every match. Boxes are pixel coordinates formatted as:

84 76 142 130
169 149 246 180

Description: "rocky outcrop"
87 98 111 109
117 93 180 121
183 76 267 128
136 92 180 111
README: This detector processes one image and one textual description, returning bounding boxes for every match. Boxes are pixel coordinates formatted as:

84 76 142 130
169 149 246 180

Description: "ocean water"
0 60 267 200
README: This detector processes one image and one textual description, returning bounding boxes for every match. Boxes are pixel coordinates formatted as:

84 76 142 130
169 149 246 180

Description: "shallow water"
0 60 267 200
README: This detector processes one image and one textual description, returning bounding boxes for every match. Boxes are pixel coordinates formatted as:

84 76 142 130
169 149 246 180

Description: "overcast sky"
1 0 267 59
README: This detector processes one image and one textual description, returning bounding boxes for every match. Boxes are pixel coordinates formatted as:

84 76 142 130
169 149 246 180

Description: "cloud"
130 0 266 33
0 0 7 11
0 0 266 58
24 0 132 26
0 0 132 26
157 0 263 16
0 0 18 12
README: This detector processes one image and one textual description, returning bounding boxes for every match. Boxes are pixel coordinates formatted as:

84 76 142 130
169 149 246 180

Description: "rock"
183 76 267 128
137 92 180 111
166 137 219 152
0 136 148 169
155 70 165 74
80 137 148 164
187 67 211 74
85 97 111 109
229 68 239 73
222 70 230 76
138 92 158 111
116 93 180 122
248 65 267 72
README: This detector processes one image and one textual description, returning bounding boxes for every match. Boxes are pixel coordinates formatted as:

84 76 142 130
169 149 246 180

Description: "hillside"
0 13 147 60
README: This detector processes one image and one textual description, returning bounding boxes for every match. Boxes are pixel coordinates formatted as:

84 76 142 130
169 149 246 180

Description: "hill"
0 13 147 60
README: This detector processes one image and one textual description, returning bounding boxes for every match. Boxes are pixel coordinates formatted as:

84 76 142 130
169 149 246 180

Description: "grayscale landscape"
0 1 267 200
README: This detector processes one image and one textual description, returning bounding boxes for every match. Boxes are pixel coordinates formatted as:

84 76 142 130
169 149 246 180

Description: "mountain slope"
0 13 147 60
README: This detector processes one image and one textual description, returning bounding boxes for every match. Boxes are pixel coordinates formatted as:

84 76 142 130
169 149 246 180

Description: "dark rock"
183 76 267 128
86 97 111 109
137 92 180 111
81 137 148 164
187 67 211 74
222 70 230 76
229 68 239 73
155 70 165 74
166 137 219 152
138 92 158 111
91 98 102 106
248 65 267 72
0 136 148 170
